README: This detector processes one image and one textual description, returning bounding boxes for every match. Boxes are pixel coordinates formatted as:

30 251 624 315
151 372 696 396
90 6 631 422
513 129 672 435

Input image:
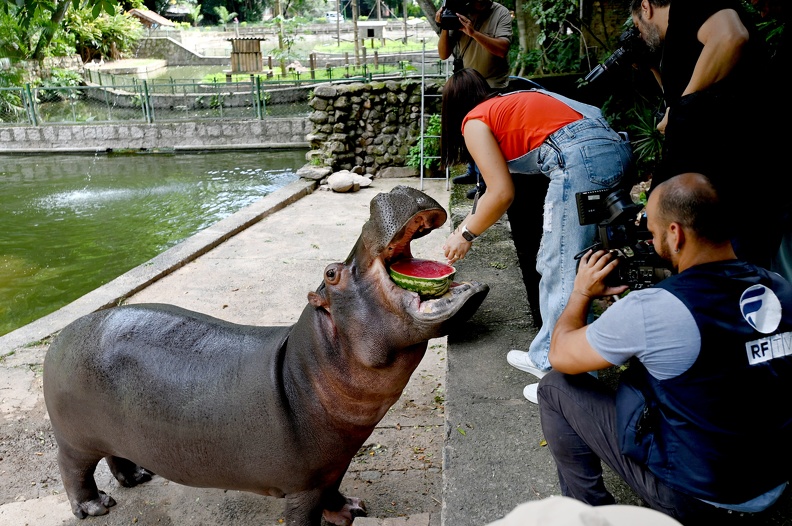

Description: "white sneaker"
507 350 549 379
523 383 539 404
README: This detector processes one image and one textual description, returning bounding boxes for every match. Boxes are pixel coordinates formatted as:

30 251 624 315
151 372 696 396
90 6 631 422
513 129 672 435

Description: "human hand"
435 7 444 24
573 250 629 298
657 107 669 135
457 13 475 36
442 230 472 265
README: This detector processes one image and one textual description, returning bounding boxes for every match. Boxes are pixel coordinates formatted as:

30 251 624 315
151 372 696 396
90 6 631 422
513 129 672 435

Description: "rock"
296 164 332 181
353 173 372 188
379 166 419 178
327 170 357 192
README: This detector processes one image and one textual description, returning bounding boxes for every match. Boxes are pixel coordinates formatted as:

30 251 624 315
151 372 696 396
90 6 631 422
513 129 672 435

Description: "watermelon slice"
388 258 456 297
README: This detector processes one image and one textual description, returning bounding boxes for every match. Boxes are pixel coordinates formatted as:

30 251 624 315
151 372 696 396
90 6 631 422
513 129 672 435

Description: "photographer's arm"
549 250 627 374
682 9 747 97
457 14 510 58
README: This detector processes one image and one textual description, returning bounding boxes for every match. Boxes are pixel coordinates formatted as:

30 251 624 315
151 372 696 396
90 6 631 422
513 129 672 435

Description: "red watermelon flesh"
388 258 456 297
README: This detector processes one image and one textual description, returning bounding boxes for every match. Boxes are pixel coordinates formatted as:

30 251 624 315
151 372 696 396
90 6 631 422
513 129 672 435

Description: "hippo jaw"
353 185 489 333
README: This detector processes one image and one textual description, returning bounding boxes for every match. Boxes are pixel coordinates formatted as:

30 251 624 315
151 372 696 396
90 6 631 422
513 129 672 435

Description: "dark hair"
629 0 670 15
655 173 734 243
440 68 493 167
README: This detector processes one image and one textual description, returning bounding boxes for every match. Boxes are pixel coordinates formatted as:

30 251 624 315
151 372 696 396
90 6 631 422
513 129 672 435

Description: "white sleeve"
585 288 700 380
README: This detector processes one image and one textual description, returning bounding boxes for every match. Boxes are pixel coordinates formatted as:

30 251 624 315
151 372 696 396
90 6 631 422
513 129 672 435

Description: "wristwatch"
461 225 478 242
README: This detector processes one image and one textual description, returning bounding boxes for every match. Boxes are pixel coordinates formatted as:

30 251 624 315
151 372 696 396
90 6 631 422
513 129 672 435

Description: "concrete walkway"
4 175 790 525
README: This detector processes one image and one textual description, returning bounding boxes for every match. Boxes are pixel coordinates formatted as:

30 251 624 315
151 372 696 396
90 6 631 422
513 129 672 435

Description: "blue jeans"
508 117 633 370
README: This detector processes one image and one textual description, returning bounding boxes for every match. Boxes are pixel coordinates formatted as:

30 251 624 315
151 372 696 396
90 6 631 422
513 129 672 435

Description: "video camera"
583 26 651 84
439 0 473 30
575 188 673 290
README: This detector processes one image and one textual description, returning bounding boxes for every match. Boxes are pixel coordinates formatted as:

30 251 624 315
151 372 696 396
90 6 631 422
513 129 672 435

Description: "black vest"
616 260 792 503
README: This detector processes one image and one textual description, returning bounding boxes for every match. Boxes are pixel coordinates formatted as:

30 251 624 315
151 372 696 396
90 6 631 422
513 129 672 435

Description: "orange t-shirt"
461 92 582 161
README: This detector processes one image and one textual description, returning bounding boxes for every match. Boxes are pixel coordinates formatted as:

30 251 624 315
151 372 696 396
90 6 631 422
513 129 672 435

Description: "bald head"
649 173 734 244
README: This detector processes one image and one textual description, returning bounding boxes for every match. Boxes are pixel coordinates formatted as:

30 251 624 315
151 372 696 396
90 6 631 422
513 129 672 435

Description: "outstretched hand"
574 250 629 298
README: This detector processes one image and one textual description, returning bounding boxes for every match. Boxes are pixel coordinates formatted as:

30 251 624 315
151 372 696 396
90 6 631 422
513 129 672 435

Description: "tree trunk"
415 0 439 33
32 0 70 60
513 0 540 77
352 0 360 65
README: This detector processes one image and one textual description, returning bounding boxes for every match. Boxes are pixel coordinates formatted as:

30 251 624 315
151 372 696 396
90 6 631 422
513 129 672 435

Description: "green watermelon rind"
388 263 456 297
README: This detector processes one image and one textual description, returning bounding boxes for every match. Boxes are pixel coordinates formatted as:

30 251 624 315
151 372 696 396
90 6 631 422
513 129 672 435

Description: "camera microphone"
584 46 629 83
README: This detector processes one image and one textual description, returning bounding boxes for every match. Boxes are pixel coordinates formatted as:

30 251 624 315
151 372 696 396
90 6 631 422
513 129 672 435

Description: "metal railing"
1 59 449 126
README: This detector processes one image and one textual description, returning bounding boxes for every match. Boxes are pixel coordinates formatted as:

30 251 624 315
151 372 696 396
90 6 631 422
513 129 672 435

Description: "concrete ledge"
0 178 317 354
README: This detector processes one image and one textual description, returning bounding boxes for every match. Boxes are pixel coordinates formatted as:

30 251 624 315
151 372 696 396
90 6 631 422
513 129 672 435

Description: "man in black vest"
538 172 792 524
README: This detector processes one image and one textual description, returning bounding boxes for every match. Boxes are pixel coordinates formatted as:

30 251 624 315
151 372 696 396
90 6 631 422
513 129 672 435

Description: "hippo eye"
324 264 342 285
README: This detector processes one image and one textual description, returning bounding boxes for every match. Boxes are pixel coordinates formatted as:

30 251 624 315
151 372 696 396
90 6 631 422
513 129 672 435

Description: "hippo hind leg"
56 444 117 519
106 456 155 487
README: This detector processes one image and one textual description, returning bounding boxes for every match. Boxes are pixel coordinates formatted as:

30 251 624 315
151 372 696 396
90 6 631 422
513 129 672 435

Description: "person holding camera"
440 68 634 402
436 0 513 195
538 172 792 524
435 0 512 90
628 0 785 271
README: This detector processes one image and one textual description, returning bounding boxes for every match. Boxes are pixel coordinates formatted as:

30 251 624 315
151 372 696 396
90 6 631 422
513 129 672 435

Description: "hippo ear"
308 291 328 308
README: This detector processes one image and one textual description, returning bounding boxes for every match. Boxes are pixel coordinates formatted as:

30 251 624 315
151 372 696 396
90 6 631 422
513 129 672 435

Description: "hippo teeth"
416 282 474 313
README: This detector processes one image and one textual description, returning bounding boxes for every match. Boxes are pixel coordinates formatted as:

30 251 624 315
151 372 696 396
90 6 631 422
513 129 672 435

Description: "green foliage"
189 3 203 26
213 5 237 24
66 8 145 62
0 3 76 59
0 73 27 122
36 67 84 102
406 114 441 171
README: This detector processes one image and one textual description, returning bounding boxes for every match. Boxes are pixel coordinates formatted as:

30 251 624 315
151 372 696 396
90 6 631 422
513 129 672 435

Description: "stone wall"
136 37 230 66
0 118 309 153
304 78 445 176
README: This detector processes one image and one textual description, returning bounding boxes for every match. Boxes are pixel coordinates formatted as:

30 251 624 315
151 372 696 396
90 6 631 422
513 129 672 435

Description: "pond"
0 149 307 337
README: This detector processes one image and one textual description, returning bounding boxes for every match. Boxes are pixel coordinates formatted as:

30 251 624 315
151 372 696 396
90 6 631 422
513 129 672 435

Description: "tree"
189 3 203 26
0 0 118 60
213 4 237 24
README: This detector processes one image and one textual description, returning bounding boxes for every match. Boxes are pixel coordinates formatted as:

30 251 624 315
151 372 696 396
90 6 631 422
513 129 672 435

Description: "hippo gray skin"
43 185 489 526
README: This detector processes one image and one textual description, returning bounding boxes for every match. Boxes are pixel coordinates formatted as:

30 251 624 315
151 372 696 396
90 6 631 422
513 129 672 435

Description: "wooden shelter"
128 8 176 29
228 37 266 73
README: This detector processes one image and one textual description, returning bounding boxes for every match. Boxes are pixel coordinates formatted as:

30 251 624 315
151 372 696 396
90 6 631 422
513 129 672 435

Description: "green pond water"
0 149 307 338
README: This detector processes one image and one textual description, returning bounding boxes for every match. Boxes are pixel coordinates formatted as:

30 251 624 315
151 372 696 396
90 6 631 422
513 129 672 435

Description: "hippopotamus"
43 185 489 526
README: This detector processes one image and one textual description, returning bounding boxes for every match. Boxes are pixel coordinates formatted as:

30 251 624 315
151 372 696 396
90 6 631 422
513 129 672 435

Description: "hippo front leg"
319 477 367 526
322 494 367 526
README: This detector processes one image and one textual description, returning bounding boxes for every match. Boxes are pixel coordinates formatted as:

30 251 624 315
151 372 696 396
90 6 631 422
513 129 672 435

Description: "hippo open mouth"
349 185 489 326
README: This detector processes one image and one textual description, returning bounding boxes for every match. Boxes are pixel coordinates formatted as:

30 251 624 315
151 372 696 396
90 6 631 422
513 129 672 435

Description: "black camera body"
576 188 673 290
584 26 651 84
440 0 472 30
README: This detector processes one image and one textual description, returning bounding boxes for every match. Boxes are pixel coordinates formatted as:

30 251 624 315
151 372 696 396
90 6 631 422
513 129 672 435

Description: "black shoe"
452 172 478 185
466 187 478 199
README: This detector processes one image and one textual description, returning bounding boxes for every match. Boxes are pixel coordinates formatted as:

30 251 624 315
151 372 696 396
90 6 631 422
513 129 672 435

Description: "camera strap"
453 11 489 65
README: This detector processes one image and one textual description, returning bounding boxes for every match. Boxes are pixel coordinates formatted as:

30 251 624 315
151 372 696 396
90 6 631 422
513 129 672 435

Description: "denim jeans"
508 114 633 371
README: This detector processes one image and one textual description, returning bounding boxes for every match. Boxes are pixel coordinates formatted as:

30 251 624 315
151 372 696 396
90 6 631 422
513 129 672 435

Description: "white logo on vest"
742 285 790 366
740 284 782 334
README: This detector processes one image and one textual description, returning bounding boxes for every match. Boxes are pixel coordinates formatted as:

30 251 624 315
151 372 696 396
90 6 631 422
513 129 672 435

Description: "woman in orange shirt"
440 68 634 402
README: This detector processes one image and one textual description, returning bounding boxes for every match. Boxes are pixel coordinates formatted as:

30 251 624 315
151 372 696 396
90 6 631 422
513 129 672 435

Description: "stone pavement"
5 175 791 526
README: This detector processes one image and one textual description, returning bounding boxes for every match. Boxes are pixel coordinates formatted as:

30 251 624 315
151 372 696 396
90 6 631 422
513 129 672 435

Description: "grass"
313 36 436 55
201 62 409 83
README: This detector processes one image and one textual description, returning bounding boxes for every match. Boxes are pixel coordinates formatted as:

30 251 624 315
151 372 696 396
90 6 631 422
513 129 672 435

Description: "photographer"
628 0 785 270
439 68 633 403
435 0 512 90
437 0 513 197
538 173 792 524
